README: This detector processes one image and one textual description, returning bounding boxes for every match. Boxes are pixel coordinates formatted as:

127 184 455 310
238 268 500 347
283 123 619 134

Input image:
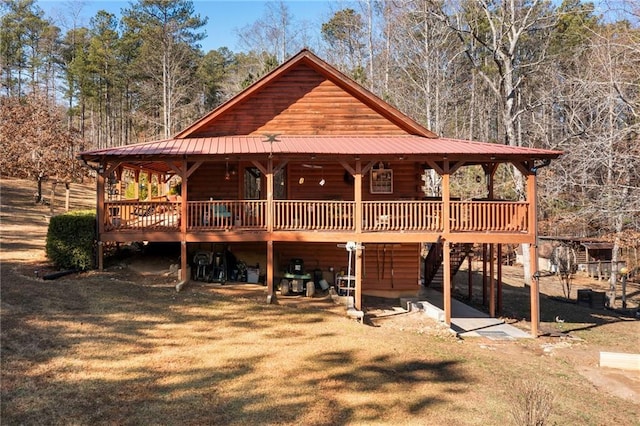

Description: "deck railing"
362 201 443 232
104 199 529 234
187 200 267 230
273 200 354 230
450 201 528 232
104 200 180 231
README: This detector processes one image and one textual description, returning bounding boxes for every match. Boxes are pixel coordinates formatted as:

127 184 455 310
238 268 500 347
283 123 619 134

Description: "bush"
45 210 96 270
510 378 554 426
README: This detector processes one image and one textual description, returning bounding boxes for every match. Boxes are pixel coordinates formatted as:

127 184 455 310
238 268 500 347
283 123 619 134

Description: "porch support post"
482 244 488 305
442 160 452 325
355 160 362 234
489 243 495 317
266 158 273 233
354 159 363 311
355 244 363 310
443 240 452 325
180 160 189 282
97 242 104 271
442 161 450 234
497 244 503 314
134 169 140 200
97 163 106 271
467 250 473 300
527 170 540 337
265 158 275 295
266 240 275 303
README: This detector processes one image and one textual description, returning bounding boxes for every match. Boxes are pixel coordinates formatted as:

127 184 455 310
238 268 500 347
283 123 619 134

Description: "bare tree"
236 1 310 65
552 21 640 306
433 0 557 284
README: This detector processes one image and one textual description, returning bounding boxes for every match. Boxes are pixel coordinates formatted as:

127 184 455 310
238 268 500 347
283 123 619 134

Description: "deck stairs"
423 242 471 288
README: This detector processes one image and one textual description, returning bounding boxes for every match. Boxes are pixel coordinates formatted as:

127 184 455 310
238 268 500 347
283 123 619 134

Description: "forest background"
1 0 639 271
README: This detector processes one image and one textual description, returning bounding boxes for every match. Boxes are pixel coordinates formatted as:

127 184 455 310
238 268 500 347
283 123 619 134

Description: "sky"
38 0 338 52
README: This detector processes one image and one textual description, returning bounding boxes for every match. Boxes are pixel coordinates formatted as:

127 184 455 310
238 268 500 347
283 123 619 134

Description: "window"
370 168 393 194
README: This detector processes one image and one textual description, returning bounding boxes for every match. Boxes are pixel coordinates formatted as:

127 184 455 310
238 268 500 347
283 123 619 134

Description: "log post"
497 244 503 314
489 244 495 317
443 240 451 325
482 244 488 305
467 250 473 300
267 240 275 303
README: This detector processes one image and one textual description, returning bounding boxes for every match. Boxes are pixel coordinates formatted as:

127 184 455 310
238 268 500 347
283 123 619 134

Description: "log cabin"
78 49 562 336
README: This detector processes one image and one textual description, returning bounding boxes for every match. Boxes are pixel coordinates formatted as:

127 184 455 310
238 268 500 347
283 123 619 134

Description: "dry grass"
1 177 639 425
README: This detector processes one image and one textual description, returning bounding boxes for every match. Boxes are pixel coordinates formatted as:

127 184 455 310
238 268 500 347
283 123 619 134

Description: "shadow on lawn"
451 269 637 336
1 263 470 425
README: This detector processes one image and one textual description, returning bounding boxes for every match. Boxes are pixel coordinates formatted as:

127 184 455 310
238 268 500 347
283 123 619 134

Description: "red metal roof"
79 135 562 159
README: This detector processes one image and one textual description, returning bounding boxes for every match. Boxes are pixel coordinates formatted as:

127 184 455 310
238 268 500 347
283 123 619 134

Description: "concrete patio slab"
415 287 532 339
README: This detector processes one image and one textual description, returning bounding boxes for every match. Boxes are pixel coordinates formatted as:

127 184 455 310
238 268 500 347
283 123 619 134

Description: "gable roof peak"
176 49 437 139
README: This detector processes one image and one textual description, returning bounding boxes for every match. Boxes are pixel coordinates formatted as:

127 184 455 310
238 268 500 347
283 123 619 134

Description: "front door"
244 166 286 200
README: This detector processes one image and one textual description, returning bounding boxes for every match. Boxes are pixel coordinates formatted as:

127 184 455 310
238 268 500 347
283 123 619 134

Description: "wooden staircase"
423 242 472 288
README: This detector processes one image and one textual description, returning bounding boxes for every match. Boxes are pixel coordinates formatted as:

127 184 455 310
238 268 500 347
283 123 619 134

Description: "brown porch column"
441 160 452 325
442 161 450 234
266 158 273 233
529 243 539 336
180 161 188 282
489 244 495 317
97 164 106 271
497 244 503 314
482 244 488 305
467 250 473 300
266 240 275 303
443 240 452 325
354 160 362 234
134 169 140 200
527 171 540 337
354 160 363 310
355 244 363 310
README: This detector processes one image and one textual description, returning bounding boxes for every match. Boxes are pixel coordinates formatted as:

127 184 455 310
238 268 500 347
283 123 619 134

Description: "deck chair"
213 205 232 226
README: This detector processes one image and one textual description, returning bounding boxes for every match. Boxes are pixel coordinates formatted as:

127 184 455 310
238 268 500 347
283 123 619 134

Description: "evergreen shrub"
45 210 96 270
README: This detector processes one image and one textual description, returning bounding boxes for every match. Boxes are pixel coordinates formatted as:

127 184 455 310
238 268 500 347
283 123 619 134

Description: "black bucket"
577 289 591 307
313 269 323 289
590 291 606 309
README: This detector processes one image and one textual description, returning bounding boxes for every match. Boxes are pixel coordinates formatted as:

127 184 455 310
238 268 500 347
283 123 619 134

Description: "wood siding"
190 64 411 137
186 161 424 202
287 161 423 201
273 242 420 292
188 162 240 200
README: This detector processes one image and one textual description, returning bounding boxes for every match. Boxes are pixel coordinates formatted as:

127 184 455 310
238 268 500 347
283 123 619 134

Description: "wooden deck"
103 199 529 237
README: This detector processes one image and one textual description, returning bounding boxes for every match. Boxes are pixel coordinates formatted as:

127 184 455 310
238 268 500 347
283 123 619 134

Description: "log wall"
191 64 410 137
274 242 420 292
